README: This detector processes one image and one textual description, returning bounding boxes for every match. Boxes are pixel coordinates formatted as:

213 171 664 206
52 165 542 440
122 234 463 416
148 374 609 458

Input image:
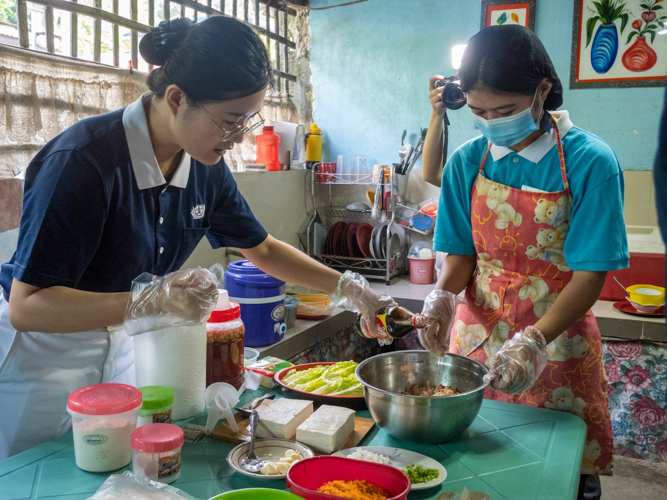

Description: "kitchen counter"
369 277 666 342
267 278 664 358
0 387 587 500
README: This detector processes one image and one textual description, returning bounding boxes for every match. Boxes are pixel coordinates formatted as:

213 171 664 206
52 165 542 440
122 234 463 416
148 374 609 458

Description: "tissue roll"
134 324 206 419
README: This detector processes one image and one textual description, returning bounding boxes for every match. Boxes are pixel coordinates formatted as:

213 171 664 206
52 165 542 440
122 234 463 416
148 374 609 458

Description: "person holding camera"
418 25 628 499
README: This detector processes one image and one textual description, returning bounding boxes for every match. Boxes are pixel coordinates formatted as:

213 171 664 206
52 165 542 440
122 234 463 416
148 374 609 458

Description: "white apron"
0 295 135 459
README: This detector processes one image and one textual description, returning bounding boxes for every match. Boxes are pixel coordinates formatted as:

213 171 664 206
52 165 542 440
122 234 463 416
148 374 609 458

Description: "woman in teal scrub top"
418 26 628 500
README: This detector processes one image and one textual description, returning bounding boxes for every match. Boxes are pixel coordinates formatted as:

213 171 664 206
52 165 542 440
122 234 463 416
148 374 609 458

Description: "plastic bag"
483 330 548 394
209 263 225 288
332 271 397 344
418 290 466 357
88 471 196 500
124 267 218 337
296 300 336 318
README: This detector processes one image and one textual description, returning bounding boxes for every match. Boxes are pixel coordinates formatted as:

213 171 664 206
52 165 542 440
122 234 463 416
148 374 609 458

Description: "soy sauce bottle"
355 306 426 340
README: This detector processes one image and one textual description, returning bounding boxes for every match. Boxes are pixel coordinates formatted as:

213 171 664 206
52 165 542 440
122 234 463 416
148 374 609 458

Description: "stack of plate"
323 222 401 261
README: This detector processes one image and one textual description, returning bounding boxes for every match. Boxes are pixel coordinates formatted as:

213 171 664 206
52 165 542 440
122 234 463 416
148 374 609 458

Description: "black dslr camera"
435 77 466 110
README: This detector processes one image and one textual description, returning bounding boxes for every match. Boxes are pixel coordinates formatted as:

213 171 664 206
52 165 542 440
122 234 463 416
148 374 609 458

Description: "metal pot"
356 351 488 443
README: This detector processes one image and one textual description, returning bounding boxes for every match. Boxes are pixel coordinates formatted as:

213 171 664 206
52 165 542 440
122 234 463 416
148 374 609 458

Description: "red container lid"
208 301 241 323
131 423 184 453
263 126 274 132
67 383 142 416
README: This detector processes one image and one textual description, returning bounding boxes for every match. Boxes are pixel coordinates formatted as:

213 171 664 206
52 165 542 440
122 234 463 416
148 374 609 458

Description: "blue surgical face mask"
471 90 542 147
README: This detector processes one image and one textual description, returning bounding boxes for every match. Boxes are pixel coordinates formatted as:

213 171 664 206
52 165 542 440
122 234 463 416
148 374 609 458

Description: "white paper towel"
133 324 206 419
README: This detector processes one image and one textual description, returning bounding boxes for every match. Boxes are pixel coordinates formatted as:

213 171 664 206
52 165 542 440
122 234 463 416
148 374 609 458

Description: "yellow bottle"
305 123 322 169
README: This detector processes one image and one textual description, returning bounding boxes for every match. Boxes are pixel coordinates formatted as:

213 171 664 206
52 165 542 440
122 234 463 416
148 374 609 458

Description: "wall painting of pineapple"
572 0 667 88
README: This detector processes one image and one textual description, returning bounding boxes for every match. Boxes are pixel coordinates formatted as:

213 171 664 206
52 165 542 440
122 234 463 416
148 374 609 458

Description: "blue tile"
0 463 37 499
36 457 126 496
445 429 540 476
502 421 556 459
178 445 215 483
480 462 546 499
479 407 552 431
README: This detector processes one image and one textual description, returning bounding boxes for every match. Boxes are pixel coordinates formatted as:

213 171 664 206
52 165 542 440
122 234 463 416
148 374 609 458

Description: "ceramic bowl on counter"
627 284 665 307
226 439 314 480
356 351 488 443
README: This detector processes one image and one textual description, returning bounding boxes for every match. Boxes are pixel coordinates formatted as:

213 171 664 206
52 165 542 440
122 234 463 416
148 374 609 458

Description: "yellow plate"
627 284 665 306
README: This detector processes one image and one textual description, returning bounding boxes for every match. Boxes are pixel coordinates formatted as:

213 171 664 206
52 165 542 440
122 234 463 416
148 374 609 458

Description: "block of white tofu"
296 405 355 453
255 399 313 440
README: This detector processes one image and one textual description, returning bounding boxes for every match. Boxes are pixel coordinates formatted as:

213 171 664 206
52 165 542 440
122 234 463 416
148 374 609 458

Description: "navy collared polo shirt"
0 95 268 297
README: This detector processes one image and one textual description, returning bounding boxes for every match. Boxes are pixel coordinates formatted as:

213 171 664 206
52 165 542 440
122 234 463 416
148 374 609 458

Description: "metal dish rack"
298 166 406 285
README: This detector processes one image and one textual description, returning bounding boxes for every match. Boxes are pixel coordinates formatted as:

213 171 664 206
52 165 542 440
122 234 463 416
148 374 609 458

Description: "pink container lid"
67 383 142 416
131 423 184 452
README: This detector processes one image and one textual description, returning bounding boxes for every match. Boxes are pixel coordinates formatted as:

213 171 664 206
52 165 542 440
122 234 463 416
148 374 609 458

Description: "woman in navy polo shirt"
0 17 394 459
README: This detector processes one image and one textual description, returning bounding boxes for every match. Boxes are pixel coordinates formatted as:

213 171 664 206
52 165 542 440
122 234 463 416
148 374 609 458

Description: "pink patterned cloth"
449 121 613 475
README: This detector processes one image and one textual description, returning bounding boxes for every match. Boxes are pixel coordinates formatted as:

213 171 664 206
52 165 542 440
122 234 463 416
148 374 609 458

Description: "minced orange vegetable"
317 480 390 500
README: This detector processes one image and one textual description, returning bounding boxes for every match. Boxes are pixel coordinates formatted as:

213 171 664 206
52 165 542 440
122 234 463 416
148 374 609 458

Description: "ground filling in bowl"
401 383 460 397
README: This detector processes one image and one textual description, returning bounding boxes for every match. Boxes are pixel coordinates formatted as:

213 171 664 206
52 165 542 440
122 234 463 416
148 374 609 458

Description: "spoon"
240 409 265 473
613 276 629 295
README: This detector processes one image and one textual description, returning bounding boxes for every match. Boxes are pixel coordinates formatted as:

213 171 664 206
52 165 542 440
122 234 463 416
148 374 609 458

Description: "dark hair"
459 25 563 111
139 17 274 103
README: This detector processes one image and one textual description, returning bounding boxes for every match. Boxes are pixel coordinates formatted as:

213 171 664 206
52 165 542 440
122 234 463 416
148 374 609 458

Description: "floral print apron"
449 117 613 475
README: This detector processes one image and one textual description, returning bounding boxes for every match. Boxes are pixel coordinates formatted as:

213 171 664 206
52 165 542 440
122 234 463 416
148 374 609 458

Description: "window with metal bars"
0 0 301 94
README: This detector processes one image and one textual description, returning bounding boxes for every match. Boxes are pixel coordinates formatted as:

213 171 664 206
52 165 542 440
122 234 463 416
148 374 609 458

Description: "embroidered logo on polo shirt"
191 204 205 219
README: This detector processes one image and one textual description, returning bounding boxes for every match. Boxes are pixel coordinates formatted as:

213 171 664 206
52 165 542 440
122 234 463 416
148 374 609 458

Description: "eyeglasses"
195 101 264 143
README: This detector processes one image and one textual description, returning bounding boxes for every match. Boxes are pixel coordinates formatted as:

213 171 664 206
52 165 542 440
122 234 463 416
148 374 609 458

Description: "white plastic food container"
67 383 142 472
131 423 184 484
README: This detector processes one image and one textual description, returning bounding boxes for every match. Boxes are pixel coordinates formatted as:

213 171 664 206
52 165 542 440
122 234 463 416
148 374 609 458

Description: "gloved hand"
124 267 219 336
484 327 548 394
333 271 397 344
418 290 466 357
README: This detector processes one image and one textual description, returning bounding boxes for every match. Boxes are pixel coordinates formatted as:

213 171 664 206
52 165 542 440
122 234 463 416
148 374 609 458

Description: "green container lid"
139 386 174 410
209 490 302 500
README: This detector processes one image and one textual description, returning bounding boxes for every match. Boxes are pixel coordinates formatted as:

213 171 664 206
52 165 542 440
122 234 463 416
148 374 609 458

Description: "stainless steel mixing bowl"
355 351 488 443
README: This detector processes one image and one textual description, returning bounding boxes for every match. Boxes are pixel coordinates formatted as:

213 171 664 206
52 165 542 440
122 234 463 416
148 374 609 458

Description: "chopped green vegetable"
283 361 363 397
403 464 439 484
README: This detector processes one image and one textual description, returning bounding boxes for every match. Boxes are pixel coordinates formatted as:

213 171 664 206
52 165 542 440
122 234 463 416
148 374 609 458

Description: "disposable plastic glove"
418 290 466 357
333 271 397 344
124 267 219 336
484 328 548 394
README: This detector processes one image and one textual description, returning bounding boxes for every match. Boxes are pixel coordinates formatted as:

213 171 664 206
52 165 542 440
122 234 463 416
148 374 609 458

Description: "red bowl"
287 456 411 500
274 362 367 411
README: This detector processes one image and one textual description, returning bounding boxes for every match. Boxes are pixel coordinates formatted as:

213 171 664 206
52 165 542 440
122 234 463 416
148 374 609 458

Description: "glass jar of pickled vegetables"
206 294 245 390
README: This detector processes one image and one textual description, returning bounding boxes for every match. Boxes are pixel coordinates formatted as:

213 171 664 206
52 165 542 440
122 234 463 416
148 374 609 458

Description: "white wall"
182 169 311 269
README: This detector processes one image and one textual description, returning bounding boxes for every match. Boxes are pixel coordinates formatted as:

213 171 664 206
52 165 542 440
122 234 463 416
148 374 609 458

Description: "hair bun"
139 18 195 66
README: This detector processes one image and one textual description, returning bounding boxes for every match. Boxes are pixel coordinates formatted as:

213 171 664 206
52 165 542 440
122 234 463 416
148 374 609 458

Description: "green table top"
0 388 586 500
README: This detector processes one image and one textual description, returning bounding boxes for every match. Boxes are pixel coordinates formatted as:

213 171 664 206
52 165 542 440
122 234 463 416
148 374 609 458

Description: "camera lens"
442 83 466 110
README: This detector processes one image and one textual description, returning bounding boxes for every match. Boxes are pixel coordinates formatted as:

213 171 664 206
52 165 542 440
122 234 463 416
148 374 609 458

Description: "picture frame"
571 0 667 89
480 0 537 31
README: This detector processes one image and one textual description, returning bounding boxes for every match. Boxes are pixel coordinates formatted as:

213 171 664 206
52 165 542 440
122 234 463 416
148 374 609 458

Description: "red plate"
274 362 367 411
325 222 341 255
613 300 665 317
345 223 360 258
332 222 348 256
356 223 374 258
